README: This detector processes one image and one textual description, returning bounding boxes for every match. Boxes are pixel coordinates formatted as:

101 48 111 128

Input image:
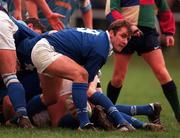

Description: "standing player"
25 0 93 30
105 0 180 123
0 0 33 128
0 17 46 126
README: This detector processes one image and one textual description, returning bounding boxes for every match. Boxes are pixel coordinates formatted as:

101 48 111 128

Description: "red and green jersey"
105 0 175 35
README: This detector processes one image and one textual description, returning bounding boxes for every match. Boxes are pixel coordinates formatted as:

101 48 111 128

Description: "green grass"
0 54 180 138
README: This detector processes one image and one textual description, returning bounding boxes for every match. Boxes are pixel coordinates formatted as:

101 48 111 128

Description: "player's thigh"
142 49 171 83
142 49 166 71
0 11 18 50
0 50 17 73
45 55 88 81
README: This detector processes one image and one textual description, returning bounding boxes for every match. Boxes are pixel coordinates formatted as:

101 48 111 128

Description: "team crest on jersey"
25 63 35 71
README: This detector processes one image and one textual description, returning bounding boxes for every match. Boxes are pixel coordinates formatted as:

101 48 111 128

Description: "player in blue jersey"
0 1 33 128
26 0 93 30
29 19 134 130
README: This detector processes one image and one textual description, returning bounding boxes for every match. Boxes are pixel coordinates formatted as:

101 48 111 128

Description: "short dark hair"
108 19 132 36
24 18 47 33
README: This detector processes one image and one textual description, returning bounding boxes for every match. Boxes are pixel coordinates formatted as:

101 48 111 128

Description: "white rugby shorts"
31 38 62 74
0 11 18 50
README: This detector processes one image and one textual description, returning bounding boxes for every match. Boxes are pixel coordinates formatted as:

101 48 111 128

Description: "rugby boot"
148 102 162 124
143 123 165 132
78 123 97 131
6 115 34 128
91 105 115 130
18 116 34 128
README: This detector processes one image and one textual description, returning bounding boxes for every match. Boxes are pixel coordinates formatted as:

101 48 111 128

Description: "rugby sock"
27 95 46 117
89 92 128 126
115 104 153 116
7 82 27 116
107 81 122 104
120 112 144 128
72 83 90 128
162 81 180 119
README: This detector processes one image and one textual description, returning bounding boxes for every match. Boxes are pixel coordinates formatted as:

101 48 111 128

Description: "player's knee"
111 75 124 87
1 73 20 87
154 68 171 83
73 68 88 83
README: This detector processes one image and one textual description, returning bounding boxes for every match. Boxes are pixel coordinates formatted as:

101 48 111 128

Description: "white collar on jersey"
106 31 113 56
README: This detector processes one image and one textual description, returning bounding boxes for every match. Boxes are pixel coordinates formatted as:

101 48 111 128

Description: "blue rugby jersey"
13 19 43 71
43 28 110 82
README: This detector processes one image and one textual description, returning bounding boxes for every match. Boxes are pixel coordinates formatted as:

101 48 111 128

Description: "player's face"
27 23 42 34
110 27 130 53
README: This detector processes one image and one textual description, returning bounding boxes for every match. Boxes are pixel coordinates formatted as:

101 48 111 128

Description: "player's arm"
79 0 93 29
156 0 175 46
26 0 65 30
25 0 39 19
13 0 22 20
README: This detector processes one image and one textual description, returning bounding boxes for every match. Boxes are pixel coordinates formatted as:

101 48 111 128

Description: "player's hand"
13 10 22 20
47 12 65 30
165 35 174 47
131 25 143 37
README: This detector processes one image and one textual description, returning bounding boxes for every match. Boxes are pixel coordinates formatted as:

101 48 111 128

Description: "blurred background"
71 0 180 57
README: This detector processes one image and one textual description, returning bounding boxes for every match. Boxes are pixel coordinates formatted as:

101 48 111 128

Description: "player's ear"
109 30 115 38
27 23 34 30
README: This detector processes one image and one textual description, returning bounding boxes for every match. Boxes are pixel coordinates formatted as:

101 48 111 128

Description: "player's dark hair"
24 18 47 33
108 19 132 36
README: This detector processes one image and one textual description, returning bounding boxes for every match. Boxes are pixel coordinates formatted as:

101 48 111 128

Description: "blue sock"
115 104 153 116
120 112 144 128
89 92 128 126
72 83 90 128
7 82 27 116
27 95 46 118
